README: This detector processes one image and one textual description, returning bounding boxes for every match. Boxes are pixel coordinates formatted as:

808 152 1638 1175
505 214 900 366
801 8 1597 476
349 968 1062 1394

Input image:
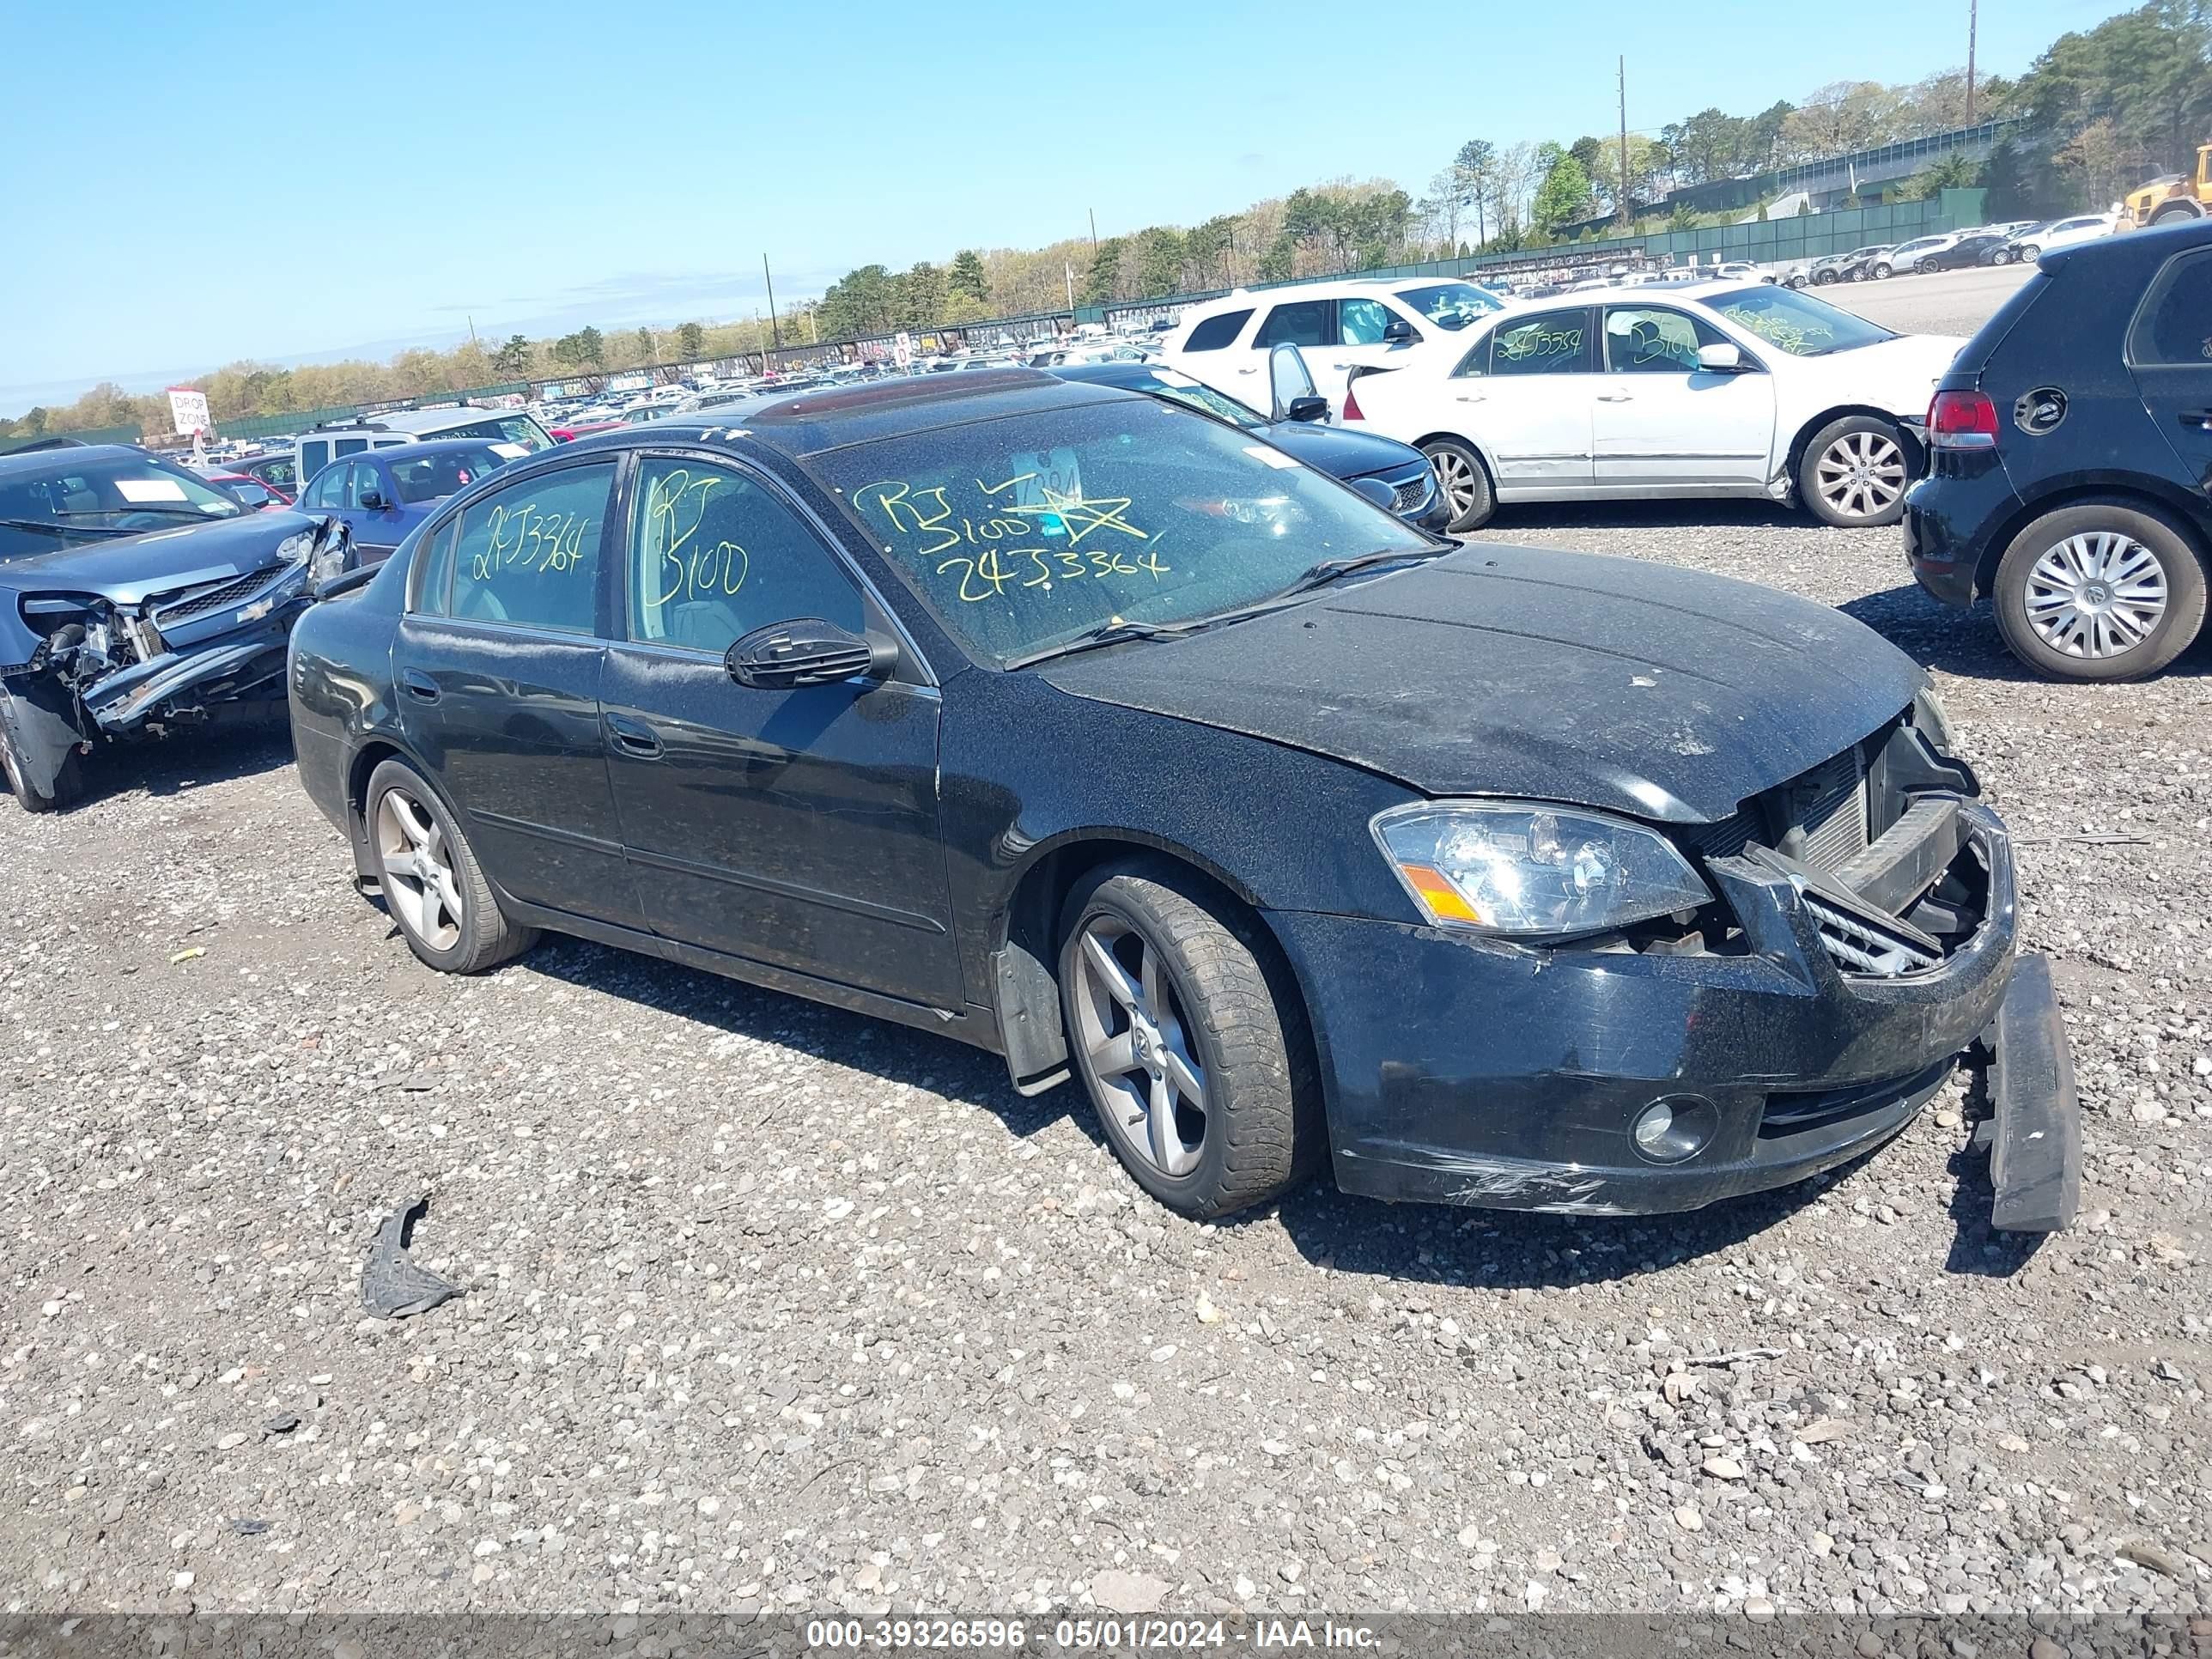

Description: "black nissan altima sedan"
288 369 2080 1229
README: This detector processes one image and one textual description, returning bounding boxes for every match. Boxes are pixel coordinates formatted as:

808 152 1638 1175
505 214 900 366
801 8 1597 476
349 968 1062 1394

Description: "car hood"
1259 420 1425 477
1038 544 1925 824
1794 332 1966 410
0 509 317 604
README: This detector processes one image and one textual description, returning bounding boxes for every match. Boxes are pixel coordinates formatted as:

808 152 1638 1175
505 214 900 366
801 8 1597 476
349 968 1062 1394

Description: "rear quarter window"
1182 309 1253 352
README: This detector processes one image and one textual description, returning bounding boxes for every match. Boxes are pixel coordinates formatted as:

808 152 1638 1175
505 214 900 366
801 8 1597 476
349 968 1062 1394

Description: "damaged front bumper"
1271 802 2081 1227
0 520 348 796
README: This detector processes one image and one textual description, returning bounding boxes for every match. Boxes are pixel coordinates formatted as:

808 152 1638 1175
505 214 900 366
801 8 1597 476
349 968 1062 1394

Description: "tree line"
5 2 2203 444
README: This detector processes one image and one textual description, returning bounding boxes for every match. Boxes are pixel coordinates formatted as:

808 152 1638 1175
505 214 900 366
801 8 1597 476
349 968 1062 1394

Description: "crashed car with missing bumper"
0 444 348 811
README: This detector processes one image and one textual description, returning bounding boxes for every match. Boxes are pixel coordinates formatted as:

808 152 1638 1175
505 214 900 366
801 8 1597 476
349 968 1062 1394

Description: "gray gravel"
1814 264 2035 341
3 507 2209 1620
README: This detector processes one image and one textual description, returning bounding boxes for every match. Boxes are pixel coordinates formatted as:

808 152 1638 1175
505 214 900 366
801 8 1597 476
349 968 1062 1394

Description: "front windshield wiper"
0 516 137 541
1274 545 1446 599
1006 617 1206 670
47 505 235 521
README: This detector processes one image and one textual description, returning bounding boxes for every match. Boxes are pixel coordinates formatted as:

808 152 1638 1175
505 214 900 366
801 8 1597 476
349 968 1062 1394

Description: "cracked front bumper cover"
1270 805 2073 1222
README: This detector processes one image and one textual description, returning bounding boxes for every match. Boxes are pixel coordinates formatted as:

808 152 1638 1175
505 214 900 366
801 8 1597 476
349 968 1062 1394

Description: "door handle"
1454 393 1486 404
401 670 439 703
2182 410 2212 429
605 714 664 759
1597 394 1634 403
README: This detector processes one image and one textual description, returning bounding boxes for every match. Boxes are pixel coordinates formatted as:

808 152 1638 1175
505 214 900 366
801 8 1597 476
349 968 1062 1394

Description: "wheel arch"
344 734 453 880
987 830 1301 1097
1786 404 1925 495
1970 481 2212 602
1411 430 1498 478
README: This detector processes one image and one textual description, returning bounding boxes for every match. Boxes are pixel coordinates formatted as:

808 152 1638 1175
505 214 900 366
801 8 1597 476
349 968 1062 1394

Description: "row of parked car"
1 219 2204 830
1792 213 2123 284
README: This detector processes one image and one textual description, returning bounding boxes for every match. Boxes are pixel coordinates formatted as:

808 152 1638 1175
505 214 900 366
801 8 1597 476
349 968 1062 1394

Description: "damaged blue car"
0 443 349 811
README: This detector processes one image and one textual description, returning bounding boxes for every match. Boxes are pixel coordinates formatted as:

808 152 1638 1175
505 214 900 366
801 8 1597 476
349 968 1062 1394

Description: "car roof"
562 369 1143 460
0 441 156 480
313 407 521 435
355 435 522 461
1047 362 1171 390
2041 212 2212 271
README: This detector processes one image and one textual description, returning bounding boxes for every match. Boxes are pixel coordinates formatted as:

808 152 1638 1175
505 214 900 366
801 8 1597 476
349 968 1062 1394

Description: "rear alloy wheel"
1420 437 1495 532
1059 860 1314 1220
1990 247 2014 265
1871 262 1893 279
1992 504 2207 682
1801 416 1911 527
365 757 537 972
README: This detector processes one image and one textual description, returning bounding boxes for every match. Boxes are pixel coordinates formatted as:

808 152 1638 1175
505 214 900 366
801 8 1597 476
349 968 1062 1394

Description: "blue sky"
0 0 2119 414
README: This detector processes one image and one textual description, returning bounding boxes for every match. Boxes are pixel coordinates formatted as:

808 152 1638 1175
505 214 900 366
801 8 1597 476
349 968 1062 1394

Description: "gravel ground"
4 453 2209 1620
1814 264 2035 340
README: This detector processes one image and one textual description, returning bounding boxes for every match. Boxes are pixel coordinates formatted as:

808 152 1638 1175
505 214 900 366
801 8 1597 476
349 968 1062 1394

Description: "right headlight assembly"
1371 800 1712 939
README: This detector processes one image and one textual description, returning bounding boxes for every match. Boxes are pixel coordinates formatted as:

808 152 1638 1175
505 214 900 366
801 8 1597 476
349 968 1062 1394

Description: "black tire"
1798 414 1911 529
1814 270 1838 285
2018 245 2041 263
1420 436 1496 532
1990 502 2208 683
0 687 84 814
363 757 537 973
2149 203 2202 225
1871 262 1893 279
1990 247 2013 265
1056 859 1318 1220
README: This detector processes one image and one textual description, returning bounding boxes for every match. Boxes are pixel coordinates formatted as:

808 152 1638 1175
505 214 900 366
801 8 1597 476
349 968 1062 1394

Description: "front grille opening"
152 568 279 624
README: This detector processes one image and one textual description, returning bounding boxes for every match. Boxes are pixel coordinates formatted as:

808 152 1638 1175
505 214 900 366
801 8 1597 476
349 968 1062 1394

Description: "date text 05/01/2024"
802 1617 1381 1650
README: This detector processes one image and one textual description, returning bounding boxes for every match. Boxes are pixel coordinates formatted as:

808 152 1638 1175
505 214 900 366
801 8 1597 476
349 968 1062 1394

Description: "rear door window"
1338 298 1396 345
1182 309 1254 351
1254 300 1333 349
302 464 349 511
1489 309 1594 376
2128 247 2212 366
447 462 615 635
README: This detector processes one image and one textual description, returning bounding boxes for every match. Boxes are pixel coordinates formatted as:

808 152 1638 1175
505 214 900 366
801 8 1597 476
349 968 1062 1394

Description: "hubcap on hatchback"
2025 532 2167 659
1070 915 1208 1177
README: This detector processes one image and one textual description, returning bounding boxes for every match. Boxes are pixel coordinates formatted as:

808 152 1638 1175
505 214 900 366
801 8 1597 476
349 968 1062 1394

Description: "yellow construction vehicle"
2126 143 2212 226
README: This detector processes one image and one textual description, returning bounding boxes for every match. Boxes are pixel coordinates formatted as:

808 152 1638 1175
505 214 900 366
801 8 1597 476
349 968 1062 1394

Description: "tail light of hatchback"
1927 389 1999 450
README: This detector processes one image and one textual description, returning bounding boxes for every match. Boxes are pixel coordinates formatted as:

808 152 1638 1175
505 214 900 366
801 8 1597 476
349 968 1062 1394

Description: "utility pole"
1088 209 1098 252
1617 56 1632 229
1966 0 1978 124
763 252 781 351
466 314 479 350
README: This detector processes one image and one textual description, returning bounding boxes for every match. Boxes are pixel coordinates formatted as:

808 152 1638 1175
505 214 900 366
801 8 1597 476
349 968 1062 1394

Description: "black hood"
1259 419 1426 479
1039 544 1925 824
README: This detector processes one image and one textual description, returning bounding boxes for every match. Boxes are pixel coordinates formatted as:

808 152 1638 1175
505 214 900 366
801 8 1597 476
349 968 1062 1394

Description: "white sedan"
1340 282 1964 531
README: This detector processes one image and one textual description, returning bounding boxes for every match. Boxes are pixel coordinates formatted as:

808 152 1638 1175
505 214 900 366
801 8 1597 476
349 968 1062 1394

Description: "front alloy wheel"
1071 914 1208 1178
1056 860 1314 1219
1802 416 1909 526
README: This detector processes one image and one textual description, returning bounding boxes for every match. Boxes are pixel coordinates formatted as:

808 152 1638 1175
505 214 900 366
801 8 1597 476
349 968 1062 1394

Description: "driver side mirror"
726 618 897 690
357 489 391 511
1285 395 1329 423
1382 317 1419 344
1695 342 1747 373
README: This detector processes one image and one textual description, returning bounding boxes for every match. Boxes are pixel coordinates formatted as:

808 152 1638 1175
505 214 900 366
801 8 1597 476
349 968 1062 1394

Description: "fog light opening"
1632 1095 1716 1164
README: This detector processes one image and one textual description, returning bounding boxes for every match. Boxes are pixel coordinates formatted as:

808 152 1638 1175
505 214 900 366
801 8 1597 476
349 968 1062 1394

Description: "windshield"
1127 370 1264 428
0 452 248 559
433 413 554 452
1705 286 1898 356
1393 282 1504 330
810 395 1428 667
388 444 522 503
